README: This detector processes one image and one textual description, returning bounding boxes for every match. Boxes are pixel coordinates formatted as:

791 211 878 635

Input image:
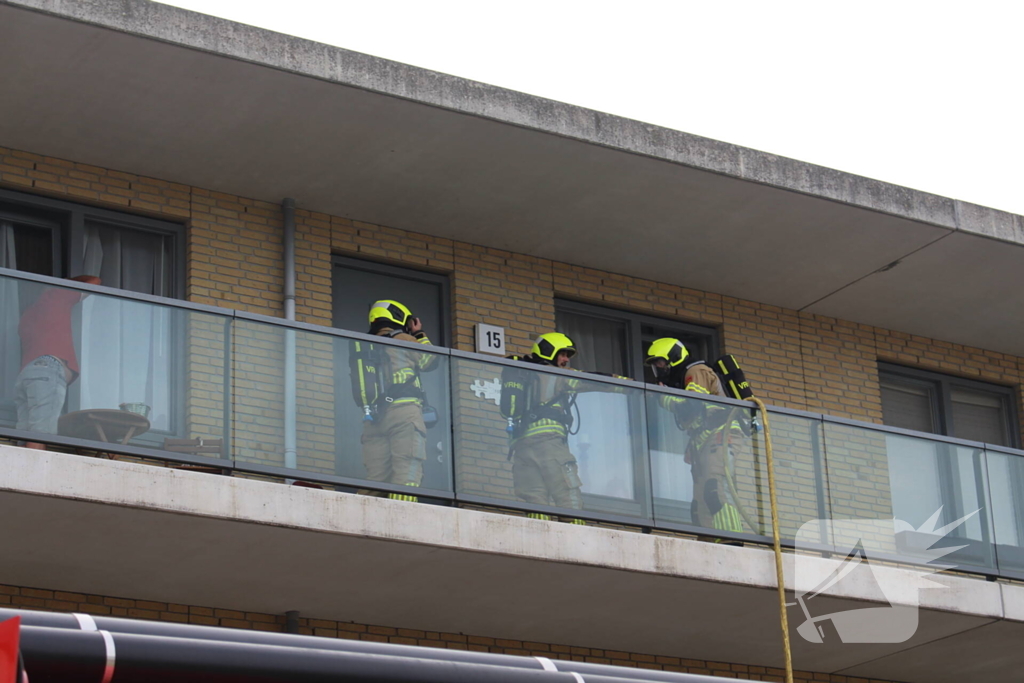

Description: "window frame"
554 298 719 380
879 362 1020 448
0 188 186 298
331 254 451 347
0 188 187 444
554 299 720 521
330 254 453 487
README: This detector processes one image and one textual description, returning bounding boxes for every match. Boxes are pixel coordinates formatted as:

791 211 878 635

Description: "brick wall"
0 583 898 683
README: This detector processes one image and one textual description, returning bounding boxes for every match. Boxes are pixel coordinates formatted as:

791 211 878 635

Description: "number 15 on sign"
476 323 505 355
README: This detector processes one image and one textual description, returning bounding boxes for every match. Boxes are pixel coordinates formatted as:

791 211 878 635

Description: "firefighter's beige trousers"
512 433 583 509
361 403 426 487
690 432 744 533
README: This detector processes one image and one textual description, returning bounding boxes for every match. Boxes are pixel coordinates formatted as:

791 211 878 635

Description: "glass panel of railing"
824 422 995 573
983 449 1024 578
452 355 651 523
0 274 230 460
231 320 452 495
647 388 829 544
758 410 831 545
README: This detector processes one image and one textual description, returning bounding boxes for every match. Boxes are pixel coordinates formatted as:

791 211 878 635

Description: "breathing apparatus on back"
500 333 580 440
352 299 430 423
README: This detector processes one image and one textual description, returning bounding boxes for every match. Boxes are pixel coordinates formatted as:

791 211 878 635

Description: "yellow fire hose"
752 396 794 683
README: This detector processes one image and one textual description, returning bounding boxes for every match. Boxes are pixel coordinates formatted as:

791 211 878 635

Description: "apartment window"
0 188 182 296
554 299 717 381
879 363 1019 447
555 300 718 518
0 189 185 437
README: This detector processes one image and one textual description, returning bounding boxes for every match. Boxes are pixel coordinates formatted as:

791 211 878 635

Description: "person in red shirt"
14 275 101 449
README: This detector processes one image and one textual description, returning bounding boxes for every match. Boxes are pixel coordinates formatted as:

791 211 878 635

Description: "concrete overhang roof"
4 446 1024 683
2 0 1023 355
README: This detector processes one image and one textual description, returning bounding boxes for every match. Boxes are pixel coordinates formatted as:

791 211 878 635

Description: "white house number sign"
475 323 506 355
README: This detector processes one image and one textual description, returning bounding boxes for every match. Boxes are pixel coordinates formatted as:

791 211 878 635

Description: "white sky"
162 0 1023 216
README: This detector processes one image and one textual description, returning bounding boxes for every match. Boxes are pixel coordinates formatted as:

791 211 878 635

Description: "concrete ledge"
7 0 1021 238
2 445 1024 681
0 445 1003 614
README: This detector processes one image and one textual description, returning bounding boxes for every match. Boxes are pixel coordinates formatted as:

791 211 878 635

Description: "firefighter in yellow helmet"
507 332 588 517
361 299 438 501
645 338 744 534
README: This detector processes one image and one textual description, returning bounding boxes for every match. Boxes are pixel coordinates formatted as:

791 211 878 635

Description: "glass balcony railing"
3 269 1024 579
452 352 650 524
0 271 231 464
230 314 453 497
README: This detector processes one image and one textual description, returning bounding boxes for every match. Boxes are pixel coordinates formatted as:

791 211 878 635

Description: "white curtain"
77 224 172 432
647 394 693 503
0 221 19 405
557 311 637 499
570 392 636 499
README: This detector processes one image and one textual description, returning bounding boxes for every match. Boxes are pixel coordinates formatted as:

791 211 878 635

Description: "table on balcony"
58 409 151 446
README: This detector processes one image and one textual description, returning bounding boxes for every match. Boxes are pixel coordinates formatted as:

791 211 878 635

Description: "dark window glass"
331 256 448 345
85 220 174 297
879 364 1018 447
555 299 717 381
880 377 936 434
554 301 718 501
0 189 182 296
9 223 55 276
556 309 628 376
951 387 1008 445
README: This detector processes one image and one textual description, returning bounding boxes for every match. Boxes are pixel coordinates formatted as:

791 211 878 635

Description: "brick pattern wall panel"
188 189 283 315
553 263 724 330
799 314 881 423
295 209 334 327
723 297 807 410
822 422 897 550
0 147 190 218
293 330 338 475
446 244 558 504
453 243 555 355
231 321 286 468
742 412 829 541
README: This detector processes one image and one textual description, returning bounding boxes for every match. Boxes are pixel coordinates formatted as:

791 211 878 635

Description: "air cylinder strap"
752 397 794 683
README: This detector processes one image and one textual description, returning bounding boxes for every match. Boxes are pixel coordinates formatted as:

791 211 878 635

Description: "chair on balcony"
163 437 229 475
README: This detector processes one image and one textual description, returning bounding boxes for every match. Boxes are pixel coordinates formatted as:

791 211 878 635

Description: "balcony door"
331 256 450 488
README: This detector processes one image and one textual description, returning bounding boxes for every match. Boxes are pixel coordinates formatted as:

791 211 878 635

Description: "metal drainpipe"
282 198 297 471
